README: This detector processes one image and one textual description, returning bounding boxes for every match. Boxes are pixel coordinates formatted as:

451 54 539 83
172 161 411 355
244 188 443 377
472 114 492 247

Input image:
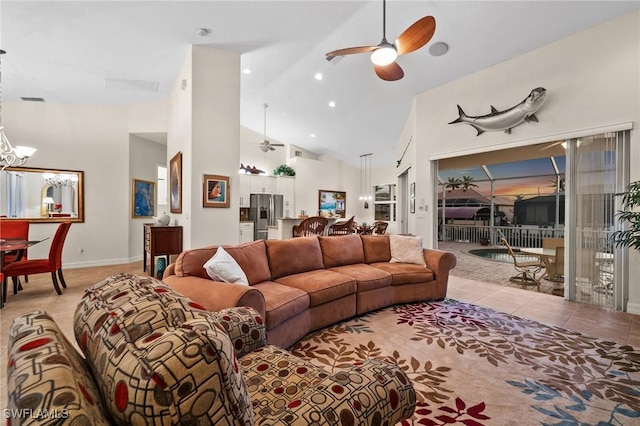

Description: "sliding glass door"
566 131 630 310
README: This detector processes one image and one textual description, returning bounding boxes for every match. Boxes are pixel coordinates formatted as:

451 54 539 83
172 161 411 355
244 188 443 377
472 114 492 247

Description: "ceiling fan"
325 0 436 81
258 103 284 152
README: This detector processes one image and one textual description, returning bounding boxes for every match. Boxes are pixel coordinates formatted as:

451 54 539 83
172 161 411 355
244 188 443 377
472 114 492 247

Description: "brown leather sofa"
163 234 457 348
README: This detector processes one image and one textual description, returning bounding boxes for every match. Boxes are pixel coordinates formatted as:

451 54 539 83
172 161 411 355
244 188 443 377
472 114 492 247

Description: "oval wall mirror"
1 166 84 222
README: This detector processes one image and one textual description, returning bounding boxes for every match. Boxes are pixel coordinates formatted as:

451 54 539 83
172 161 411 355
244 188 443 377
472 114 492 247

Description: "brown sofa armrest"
263 359 416 425
423 249 457 299
163 275 267 320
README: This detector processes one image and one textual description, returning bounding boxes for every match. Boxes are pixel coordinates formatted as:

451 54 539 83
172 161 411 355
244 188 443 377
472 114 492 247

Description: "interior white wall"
290 156 362 221
181 46 242 248
405 11 639 309
128 135 167 263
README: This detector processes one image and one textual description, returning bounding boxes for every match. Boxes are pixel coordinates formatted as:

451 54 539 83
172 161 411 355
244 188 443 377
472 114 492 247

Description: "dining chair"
545 246 565 282
292 216 328 237
2 222 71 300
501 237 546 290
327 216 356 236
0 219 31 293
371 221 388 236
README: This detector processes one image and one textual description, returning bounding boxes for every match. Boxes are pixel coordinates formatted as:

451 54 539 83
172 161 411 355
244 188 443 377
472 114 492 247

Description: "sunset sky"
439 157 566 199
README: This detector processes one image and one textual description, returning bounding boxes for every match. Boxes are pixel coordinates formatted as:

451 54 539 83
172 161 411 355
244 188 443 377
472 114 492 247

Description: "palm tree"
612 181 640 250
461 176 479 192
444 177 461 192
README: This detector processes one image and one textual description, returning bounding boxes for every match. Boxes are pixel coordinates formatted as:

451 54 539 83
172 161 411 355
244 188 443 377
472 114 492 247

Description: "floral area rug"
289 299 640 425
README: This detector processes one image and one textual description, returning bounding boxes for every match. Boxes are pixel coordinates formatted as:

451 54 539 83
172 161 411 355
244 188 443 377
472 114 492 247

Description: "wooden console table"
143 224 183 277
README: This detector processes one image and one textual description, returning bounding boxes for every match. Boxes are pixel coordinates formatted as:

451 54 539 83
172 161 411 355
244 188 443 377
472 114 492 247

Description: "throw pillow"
389 234 426 266
203 247 249 285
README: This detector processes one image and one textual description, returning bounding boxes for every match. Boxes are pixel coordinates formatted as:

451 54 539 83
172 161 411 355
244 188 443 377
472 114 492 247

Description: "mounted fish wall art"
449 87 547 136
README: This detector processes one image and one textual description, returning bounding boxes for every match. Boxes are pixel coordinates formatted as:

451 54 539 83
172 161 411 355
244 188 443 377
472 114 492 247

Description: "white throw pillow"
203 247 249 285
389 234 426 266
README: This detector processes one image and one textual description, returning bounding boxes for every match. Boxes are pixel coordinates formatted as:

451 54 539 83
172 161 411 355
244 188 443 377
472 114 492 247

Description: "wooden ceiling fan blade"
326 46 377 60
374 62 404 81
271 143 285 147
395 16 436 55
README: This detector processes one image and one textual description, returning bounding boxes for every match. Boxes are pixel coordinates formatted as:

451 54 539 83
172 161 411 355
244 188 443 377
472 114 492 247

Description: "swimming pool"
468 248 541 264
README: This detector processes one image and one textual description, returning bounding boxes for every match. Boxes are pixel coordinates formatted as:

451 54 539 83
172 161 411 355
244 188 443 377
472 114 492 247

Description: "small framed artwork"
132 178 156 218
410 198 415 214
318 190 346 218
169 151 182 213
203 174 230 208
410 182 415 198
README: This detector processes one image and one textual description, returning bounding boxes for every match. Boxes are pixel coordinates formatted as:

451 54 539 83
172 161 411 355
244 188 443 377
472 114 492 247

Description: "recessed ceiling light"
429 41 449 57
242 68 252 74
197 28 212 37
328 101 336 108
314 73 323 81
310 134 316 138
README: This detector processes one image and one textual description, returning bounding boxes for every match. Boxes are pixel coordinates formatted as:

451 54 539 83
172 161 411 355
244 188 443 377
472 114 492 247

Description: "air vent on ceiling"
20 97 45 102
294 151 302 157
104 78 159 93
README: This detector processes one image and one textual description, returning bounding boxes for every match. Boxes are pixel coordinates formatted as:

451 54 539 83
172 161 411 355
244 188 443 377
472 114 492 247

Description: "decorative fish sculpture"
449 87 547 136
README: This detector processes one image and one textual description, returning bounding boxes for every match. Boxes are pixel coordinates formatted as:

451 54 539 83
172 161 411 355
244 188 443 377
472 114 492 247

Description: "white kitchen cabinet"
239 175 275 207
239 222 254 243
276 176 295 218
238 175 251 207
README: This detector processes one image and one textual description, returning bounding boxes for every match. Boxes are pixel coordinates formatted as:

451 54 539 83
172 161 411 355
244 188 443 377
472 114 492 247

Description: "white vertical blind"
572 132 617 308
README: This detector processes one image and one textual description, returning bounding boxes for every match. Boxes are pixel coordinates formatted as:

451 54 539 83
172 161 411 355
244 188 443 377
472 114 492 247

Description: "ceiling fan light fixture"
371 44 397 66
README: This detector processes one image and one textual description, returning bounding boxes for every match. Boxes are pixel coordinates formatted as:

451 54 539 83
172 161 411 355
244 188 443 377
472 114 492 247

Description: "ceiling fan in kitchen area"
325 0 436 81
258 103 284 153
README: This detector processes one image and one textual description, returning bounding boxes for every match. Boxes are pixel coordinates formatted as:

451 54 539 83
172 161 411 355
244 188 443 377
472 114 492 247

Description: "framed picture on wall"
318 190 346 218
203 174 230 208
169 151 182 213
132 178 156 218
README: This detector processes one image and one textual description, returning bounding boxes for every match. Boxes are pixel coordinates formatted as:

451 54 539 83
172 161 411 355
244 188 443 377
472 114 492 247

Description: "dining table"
518 247 558 282
0 238 48 308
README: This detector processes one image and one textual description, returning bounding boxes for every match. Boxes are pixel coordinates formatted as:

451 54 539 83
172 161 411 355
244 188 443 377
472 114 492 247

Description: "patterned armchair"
327 215 356 236
7 274 416 425
292 216 328 237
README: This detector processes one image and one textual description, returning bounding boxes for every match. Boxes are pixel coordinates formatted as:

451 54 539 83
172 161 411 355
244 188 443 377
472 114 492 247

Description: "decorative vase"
155 214 170 226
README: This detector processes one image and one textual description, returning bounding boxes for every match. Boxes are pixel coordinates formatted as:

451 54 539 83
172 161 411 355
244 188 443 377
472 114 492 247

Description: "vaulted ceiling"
2 1 637 166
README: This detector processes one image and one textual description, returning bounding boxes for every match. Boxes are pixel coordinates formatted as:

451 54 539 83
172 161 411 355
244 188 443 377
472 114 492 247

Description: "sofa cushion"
389 234 426 266
319 234 365 268
275 269 356 307
265 237 324 280
203 246 249 285
175 245 217 279
74 274 254 425
225 240 272 285
175 240 271 285
7 311 110 425
371 262 434 285
252 281 310 329
329 263 392 292
362 235 392 263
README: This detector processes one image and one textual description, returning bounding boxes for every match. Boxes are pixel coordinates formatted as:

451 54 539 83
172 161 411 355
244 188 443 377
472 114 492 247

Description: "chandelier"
0 50 36 170
43 173 78 187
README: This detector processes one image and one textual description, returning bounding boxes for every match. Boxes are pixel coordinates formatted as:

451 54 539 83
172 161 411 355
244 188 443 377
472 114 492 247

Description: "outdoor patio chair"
501 237 546 290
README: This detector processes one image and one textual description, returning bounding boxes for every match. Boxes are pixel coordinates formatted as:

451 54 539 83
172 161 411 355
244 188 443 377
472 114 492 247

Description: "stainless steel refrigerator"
249 193 283 240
